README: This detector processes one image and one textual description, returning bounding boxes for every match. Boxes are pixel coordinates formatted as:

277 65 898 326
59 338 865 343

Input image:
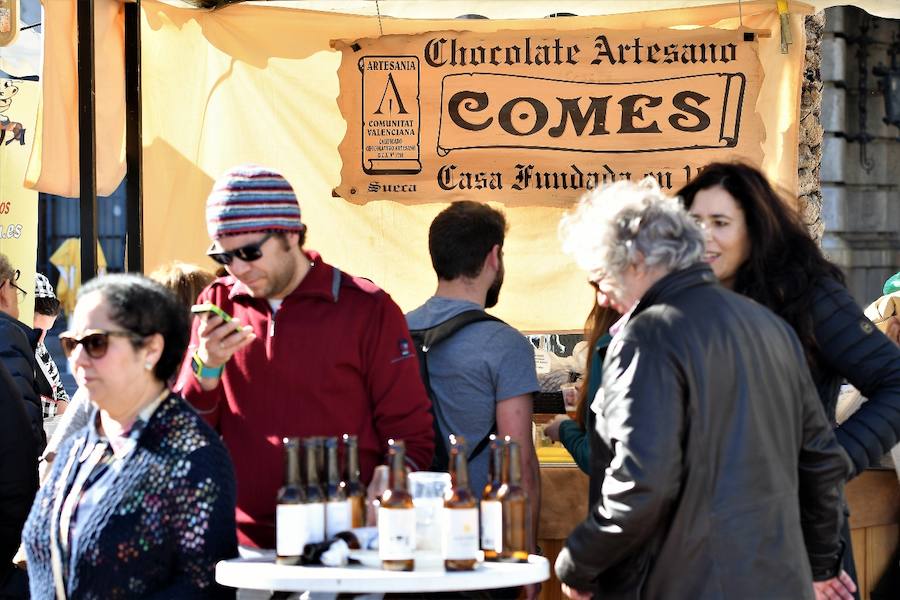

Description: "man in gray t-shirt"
406 201 540 546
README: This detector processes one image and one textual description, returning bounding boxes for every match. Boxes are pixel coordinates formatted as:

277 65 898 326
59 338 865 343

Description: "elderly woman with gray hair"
554 179 853 600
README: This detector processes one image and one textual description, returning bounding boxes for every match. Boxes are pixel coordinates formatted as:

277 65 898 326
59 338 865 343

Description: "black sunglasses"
59 329 145 359
207 233 274 266
0 269 28 303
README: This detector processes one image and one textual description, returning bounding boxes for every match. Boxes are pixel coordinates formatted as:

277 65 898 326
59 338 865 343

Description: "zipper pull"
269 318 275 338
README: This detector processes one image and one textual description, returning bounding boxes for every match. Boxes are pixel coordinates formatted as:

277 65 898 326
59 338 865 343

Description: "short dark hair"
79 274 190 383
34 296 61 317
275 228 306 249
428 201 507 280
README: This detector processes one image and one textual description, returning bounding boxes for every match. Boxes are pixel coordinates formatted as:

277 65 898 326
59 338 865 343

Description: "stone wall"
800 12 826 243
820 7 900 305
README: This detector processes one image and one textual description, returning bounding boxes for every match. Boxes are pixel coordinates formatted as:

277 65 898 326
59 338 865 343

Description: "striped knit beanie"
206 164 305 240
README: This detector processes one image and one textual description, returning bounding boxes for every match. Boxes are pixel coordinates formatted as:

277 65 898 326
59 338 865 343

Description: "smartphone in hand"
191 303 242 332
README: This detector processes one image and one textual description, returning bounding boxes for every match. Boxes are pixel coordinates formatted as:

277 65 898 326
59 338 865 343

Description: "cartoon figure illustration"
0 78 25 145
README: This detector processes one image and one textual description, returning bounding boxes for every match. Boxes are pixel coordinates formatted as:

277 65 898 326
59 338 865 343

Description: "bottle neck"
347 441 361 483
285 444 301 486
327 444 341 485
450 448 470 490
508 443 522 486
305 443 320 486
489 444 502 486
389 448 408 491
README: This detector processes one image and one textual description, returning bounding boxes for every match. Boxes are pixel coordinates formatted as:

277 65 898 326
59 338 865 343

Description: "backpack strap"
410 310 503 468
417 309 502 350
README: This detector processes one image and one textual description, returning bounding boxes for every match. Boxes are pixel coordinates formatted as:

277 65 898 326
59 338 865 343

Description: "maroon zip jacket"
176 251 434 548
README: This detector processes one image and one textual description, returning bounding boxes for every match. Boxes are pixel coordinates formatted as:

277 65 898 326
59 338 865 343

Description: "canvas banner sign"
335 27 764 206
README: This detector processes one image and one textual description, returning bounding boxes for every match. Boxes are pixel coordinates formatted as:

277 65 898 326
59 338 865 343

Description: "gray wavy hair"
559 178 704 276
0 253 14 283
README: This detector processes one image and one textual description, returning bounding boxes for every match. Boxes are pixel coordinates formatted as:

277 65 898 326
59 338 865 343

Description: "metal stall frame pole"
125 0 143 272
77 0 98 280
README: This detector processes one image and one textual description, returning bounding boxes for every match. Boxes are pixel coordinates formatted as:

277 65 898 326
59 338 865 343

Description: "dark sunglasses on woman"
59 329 145 359
206 232 274 266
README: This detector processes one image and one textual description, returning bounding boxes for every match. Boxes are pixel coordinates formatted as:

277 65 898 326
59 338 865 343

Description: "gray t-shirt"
406 296 539 495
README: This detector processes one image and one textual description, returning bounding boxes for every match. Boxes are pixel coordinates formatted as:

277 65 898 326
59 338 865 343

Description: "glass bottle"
480 435 503 561
325 437 352 538
276 437 308 565
378 439 416 571
498 439 530 563
342 433 366 528
443 435 479 571
303 437 326 544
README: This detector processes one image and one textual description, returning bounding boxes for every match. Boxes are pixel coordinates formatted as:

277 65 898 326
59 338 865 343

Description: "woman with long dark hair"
678 162 900 599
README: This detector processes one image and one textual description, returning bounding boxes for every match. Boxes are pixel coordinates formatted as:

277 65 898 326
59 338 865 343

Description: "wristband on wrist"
191 352 224 380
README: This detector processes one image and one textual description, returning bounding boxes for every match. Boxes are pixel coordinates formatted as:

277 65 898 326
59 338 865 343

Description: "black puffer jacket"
0 359 38 589
555 264 851 600
0 311 45 455
808 277 900 476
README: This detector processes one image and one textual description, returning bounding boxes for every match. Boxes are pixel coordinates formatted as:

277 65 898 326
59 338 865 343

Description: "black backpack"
409 310 503 472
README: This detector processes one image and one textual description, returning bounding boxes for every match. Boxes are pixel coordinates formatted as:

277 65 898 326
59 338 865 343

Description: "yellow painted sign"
0 75 38 324
335 27 764 206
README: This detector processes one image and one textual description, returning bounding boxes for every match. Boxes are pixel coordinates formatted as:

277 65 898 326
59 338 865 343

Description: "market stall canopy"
171 1 900 20
23 0 872 330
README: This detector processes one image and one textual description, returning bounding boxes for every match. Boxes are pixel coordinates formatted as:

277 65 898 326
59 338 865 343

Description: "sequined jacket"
23 392 237 599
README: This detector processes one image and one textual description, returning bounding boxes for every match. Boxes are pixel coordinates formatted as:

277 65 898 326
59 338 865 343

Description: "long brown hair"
575 300 619 429
677 162 844 372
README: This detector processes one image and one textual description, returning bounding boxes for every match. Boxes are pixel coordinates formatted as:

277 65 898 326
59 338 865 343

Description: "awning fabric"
26 0 846 330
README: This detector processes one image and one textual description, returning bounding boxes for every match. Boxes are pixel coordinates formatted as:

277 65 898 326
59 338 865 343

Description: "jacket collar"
631 263 718 320
0 310 41 349
228 250 339 303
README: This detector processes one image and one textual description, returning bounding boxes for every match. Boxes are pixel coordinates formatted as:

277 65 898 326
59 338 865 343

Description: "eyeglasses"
0 269 28 303
207 233 274 266
59 329 145 359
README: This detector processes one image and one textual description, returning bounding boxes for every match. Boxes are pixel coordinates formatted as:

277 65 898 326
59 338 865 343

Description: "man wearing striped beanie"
177 164 434 551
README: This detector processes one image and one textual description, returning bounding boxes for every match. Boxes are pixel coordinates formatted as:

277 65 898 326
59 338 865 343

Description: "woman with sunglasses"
678 162 900 599
0 253 45 457
38 262 217 480
22 274 237 599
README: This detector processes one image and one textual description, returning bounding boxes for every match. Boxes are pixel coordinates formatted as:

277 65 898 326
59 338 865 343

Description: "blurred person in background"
149 261 216 315
0 252 45 455
554 179 852 600
679 162 900 598
0 361 38 599
33 273 70 419
23 274 236 598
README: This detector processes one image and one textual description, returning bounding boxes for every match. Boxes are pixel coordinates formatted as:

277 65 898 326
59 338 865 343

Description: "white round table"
216 554 549 593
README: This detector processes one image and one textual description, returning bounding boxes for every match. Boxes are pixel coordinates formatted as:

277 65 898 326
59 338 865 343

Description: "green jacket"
558 334 611 474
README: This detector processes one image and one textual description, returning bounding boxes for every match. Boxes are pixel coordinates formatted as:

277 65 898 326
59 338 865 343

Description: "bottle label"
307 502 326 544
276 504 310 556
326 500 352 539
443 507 479 560
378 507 416 560
480 500 503 552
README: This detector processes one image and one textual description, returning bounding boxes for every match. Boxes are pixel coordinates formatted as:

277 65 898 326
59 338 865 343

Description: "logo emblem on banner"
359 55 422 175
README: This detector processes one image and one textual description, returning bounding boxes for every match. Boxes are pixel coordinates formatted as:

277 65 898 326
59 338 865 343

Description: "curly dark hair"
79 274 190 383
677 162 844 370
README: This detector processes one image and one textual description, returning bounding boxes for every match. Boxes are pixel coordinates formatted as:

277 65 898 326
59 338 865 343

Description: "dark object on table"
533 392 565 414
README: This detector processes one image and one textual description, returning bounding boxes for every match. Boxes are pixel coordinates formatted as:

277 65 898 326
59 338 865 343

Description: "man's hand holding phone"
191 304 256 390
